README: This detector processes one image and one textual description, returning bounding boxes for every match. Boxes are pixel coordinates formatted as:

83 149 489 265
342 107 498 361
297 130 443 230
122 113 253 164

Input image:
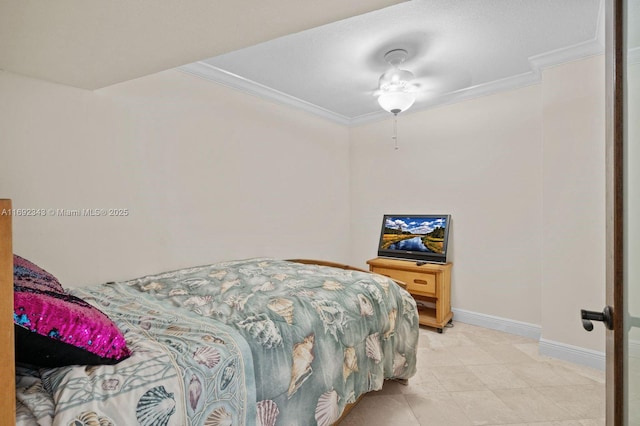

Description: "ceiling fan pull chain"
393 114 399 150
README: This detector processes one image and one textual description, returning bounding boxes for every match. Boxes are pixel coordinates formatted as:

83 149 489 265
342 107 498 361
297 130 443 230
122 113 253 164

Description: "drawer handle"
413 279 431 285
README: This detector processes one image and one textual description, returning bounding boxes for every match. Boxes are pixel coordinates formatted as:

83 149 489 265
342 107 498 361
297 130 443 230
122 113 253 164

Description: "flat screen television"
377 214 451 264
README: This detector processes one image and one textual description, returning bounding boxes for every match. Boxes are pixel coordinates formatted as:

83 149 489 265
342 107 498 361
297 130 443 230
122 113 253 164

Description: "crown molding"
347 70 542 125
351 37 603 125
178 2 606 127
528 39 604 71
178 62 352 125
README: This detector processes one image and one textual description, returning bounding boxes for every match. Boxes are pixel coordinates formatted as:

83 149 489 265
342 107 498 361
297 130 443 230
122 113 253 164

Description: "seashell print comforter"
16 258 419 425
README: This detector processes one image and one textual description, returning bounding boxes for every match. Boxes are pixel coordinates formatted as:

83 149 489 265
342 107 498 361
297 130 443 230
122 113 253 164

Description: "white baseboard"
630 339 640 360
451 308 541 340
451 308 607 370
539 338 605 371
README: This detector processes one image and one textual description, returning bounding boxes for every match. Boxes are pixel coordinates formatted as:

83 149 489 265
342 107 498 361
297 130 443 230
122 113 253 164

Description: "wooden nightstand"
367 257 452 333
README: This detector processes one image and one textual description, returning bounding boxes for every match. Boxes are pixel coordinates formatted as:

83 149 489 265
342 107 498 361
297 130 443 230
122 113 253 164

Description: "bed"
1 199 419 425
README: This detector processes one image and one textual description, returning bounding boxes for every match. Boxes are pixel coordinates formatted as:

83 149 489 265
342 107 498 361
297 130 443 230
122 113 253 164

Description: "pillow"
13 254 64 293
13 255 131 367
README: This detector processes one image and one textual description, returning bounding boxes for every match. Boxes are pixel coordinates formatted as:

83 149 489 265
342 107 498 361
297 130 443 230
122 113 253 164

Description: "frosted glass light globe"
377 91 416 115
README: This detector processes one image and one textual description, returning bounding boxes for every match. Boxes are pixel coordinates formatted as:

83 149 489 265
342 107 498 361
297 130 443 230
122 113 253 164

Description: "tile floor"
341 322 605 426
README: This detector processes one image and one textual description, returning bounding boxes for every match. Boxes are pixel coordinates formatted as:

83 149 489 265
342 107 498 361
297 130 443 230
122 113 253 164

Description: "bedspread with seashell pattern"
16 258 419 426
16 280 257 426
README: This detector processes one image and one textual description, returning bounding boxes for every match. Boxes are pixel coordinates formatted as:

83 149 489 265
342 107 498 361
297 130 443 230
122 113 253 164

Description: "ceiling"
0 0 401 89
3 0 634 126
181 0 605 125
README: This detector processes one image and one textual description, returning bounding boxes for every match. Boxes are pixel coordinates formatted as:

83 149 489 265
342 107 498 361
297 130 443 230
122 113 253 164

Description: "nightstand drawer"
371 267 436 296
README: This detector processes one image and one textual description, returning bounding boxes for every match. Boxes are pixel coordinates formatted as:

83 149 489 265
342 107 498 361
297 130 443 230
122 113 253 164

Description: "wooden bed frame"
288 258 406 289
1 199 15 424
0 202 402 425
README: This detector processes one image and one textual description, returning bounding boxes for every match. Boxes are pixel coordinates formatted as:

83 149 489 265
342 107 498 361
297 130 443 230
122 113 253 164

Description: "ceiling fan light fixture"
377 91 416 115
376 48 417 150
376 48 416 115
378 68 415 91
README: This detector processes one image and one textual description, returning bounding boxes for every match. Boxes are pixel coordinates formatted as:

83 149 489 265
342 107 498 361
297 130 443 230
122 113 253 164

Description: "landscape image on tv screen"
379 215 449 256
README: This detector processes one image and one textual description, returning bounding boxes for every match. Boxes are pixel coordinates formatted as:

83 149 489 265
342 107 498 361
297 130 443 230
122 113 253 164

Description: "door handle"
581 306 614 331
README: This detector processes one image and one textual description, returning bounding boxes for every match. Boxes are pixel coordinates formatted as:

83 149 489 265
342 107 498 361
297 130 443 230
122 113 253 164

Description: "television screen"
377 214 451 263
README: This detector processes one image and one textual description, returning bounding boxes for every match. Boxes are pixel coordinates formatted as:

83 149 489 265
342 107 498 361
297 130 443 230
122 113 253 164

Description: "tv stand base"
367 257 453 333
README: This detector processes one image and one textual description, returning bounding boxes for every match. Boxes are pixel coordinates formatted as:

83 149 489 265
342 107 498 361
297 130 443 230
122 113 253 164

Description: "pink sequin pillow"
13 255 131 367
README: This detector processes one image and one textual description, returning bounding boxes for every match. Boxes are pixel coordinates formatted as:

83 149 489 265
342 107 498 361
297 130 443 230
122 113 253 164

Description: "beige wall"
0 70 351 287
541 56 606 352
349 85 544 326
0 55 607 355
350 56 606 352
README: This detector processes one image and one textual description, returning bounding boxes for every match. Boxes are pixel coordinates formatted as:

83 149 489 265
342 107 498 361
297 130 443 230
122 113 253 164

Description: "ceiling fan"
373 48 420 115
